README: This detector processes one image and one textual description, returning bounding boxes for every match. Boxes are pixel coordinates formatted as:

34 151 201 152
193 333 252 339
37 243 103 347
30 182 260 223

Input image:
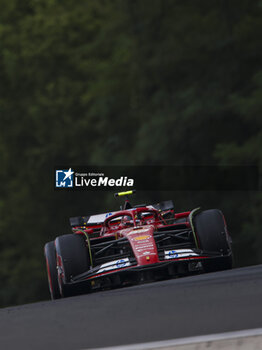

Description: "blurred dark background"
0 0 261 307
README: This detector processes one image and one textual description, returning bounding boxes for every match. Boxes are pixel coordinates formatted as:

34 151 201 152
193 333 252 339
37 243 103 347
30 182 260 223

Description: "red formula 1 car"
44 191 233 299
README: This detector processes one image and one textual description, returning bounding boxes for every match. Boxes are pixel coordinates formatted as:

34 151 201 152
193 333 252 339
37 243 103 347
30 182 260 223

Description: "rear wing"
69 200 174 228
69 211 118 227
151 200 174 211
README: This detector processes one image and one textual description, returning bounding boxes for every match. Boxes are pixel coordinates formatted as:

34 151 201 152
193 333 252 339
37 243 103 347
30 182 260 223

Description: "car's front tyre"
44 241 61 300
194 209 233 272
55 234 90 297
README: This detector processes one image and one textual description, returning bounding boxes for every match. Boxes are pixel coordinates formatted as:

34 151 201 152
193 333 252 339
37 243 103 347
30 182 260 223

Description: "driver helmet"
121 215 133 227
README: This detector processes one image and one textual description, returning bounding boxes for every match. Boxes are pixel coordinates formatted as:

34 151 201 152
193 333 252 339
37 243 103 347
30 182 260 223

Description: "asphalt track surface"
1 265 262 350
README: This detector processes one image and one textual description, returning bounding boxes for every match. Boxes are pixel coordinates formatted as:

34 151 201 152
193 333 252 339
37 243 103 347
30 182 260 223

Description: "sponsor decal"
116 259 127 268
137 245 154 252
168 251 178 258
97 258 131 274
128 228 151 235
134 235 150 241
87 212 118 224
164 249 198 260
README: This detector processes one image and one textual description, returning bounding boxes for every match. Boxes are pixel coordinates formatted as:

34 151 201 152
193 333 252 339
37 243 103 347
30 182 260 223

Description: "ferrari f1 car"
44 191 233 299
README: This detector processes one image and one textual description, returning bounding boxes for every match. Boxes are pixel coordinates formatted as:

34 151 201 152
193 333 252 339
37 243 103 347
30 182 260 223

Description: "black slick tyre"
44 241 61 300
55 234 90 297
194 209 233 272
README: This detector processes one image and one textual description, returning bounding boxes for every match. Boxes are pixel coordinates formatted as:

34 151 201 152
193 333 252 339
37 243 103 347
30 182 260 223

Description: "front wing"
62 251 231 295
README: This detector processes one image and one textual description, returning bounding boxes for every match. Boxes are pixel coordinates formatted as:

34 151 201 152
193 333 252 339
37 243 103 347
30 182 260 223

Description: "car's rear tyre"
55 234 90 297
44 241 61 300
194 209 233 272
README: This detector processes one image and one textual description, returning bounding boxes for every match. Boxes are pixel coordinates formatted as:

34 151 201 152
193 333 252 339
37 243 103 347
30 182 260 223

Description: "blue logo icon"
116 259 126 268
56 168 74 188
168 250 178 258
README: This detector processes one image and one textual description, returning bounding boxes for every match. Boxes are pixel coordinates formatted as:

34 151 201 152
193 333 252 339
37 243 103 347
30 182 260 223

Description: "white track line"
86 327 262 350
